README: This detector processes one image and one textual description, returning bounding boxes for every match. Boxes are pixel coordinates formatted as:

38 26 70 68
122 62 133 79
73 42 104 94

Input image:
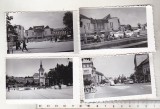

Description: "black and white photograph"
6 11 73 54
80 7 150 50
82 54 154 100
6 58 73 99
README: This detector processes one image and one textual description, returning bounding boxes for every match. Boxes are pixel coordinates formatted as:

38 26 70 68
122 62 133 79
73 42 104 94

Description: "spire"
134 55 137 70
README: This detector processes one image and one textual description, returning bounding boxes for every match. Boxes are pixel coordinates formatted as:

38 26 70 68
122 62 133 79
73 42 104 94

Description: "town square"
6 58 73 99
6 11 73 54
80 7 148 50
82 54 152 99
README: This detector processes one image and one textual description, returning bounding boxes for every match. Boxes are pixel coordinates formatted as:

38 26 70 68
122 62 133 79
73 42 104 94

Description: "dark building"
134 54 150 83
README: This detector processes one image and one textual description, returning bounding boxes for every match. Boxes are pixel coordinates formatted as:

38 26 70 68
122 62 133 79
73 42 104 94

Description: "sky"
6 58 71 77
8 12 68 30
80 7 146 27
92 54 148 78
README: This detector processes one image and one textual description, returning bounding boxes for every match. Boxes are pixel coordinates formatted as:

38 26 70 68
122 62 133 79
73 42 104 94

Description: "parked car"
110 31 124 39
124 79 134 84
109 80 115 86
125 30 134 37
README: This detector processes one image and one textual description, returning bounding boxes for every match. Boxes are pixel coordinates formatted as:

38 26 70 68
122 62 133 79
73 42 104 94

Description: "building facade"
14 25 25 40
39 61 45 86
25 25 72 41
80 14 120 36
82 58 105 86
134 54 151 83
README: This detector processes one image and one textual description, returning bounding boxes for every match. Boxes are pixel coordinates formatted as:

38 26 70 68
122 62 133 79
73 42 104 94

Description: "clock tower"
39 61 45 86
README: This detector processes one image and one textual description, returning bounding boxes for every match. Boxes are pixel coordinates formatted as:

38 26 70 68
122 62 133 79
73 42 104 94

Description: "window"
110 22 113 28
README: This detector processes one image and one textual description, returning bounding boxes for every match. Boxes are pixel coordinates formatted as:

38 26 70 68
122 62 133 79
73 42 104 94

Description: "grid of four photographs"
5 5 156 104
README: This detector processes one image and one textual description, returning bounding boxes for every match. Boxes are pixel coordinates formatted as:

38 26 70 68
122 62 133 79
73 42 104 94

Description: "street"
7 87 73 99
10 41 74 54
81 36 147 50
85 83 151 99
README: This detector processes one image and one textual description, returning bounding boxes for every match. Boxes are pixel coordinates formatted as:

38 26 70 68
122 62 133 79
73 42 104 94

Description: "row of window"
82 64 93 68
83 22 114 30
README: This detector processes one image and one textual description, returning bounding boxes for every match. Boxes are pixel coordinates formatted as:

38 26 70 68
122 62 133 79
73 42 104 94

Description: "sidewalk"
9 41 74 54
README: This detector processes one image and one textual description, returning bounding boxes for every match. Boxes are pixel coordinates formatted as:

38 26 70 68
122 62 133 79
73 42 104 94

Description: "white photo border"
79 5 155 55
81 53 156 102
6 57 80 105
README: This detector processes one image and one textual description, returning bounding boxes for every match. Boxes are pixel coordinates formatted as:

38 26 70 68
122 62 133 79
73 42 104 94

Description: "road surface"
85 83 151 99
81 36 147 50
7 87 73 99
10 41 74 54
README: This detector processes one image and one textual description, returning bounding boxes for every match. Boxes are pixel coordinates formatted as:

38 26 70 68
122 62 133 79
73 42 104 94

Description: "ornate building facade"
25 25 72 41
80 14 120 36
39 61 45 86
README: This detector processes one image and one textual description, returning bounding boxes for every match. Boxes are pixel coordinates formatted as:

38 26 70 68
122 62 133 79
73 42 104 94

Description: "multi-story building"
80 14 120 36
25 25 72 41
134 54 150 83
82 58 105 85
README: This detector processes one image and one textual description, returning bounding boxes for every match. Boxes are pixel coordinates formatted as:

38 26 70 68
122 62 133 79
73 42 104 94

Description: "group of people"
82 32 110 44
15 40 28 52
84 83 97 93
93 32 106 43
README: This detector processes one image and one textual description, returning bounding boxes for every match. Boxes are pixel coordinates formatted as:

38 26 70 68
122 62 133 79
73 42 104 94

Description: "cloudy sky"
6 58 71 77
92 54 148 78
8 12 68 30
80 7 146 27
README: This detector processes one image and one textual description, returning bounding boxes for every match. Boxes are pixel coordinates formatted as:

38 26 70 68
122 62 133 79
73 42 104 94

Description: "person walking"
17 41 21 50
93 33 98 43
22 40 28 52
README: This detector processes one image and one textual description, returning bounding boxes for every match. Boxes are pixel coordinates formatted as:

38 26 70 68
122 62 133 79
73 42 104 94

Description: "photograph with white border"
79 5 155 55
6 11 74 54
6 58 73 100
81 53 156 102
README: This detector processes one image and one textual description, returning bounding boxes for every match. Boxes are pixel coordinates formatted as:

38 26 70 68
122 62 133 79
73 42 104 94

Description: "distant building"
80 14 120 35
25 25 72 40
25 77 34 83
33 73 40 85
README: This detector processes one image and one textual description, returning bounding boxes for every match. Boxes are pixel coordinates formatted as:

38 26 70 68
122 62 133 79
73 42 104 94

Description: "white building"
39 61 45 86
80 14 120 36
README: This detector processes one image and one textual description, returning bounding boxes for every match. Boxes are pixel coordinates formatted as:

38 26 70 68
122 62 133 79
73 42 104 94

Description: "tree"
63 12 73 38
47 61 73 86
126 24 133 31
63 12 73 29
130 74 135 82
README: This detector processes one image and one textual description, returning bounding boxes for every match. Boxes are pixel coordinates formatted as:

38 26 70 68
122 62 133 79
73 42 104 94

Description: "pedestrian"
84 34 88 44
16 41 18 50
55 36 57 42
17 41 21 50
93 33 98 43
8 86 10 92
58 83 61 89
100 32 105 42
22 40 28 52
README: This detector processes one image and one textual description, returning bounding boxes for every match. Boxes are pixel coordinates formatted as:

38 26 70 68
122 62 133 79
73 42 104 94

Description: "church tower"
39 61 45 86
